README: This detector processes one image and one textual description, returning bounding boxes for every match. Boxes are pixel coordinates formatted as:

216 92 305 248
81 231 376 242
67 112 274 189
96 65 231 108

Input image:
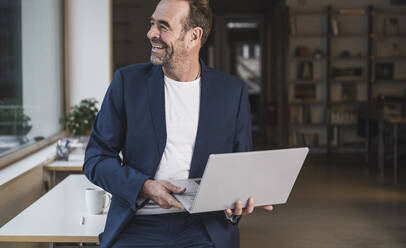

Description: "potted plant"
60 98 99 137
0 99 32 144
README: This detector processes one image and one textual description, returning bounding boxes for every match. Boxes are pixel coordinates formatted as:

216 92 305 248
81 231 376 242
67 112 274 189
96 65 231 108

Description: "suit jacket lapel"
147 66 166 170
189 60 213 178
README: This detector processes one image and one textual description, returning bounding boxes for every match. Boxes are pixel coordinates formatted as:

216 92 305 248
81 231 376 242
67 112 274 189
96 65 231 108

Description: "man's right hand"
140 179 186 210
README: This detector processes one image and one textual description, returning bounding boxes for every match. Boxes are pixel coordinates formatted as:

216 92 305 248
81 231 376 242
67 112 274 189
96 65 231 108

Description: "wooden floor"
240 155 406 248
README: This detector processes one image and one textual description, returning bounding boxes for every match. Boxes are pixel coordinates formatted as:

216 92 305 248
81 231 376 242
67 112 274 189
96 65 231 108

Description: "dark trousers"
112 212 215 248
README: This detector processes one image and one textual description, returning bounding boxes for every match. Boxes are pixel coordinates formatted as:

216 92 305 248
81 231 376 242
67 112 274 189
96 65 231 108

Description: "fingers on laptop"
162 181 186 194
227 197 255 216
147 180 184 210
156 192 185 210
226 208 233 217
167 196 185 210
262 205 274 211
244 197 255 214
234 200 243 215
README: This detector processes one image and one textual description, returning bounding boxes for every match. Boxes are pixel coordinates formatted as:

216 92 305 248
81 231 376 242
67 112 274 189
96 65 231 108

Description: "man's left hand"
225 197 273 217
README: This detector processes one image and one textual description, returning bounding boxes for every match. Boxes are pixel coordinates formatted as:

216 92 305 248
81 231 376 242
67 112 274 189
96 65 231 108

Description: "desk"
0 175 107 245
45 151 84 187
45 160 83 187
378 118 406 183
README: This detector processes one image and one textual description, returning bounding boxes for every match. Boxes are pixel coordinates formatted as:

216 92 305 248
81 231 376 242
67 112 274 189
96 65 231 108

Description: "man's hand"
140 179 186 210
225 197 273 217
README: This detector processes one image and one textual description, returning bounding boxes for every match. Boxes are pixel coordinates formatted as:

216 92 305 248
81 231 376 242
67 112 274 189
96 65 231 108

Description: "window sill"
0 143 57 187
0 132 65 170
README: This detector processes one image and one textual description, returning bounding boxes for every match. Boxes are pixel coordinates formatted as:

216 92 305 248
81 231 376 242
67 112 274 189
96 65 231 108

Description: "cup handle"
104 193 112 212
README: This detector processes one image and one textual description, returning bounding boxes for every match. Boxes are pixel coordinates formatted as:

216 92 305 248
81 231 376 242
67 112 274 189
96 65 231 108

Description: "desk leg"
394 123 398 183
52 171 56 188
49 242 54 248
378 121 384 180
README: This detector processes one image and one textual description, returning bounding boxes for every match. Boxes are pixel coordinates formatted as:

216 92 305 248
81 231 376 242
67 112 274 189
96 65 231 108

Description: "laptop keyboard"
182 193 196 201
141 179 200 209
169 178 200 193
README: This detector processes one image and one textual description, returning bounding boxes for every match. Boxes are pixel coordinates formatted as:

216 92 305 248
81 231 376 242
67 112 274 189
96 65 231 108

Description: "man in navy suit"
83 0 273 247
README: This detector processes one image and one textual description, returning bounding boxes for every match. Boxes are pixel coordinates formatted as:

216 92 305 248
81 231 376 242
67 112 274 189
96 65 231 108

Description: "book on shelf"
295 46 310 58
289 16 297 36
330 84 341 102
294 84 316 101
330 107 357 124
375 63 394 80
290 105 310 124
341 83 357 101
290 105 302 124
297 61 313 80
331 67 363 80
311 107 323 123
331 18 340 36
289 131 320 147
330 83 365 102
290 105 325 124
305 132 319 146
330 126 338 147
382 17 400 35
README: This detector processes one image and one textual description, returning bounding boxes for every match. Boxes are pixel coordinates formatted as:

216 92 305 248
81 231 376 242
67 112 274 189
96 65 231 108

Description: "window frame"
0 132 66 170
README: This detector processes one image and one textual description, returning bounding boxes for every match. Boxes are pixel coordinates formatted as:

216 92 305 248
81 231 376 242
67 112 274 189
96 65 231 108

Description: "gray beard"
150 47 173 65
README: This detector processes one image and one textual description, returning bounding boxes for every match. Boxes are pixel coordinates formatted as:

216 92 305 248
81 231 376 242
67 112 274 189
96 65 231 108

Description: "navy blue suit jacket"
83 60 252 248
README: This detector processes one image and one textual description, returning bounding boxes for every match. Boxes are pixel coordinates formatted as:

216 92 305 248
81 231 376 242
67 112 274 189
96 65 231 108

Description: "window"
0 0 64 158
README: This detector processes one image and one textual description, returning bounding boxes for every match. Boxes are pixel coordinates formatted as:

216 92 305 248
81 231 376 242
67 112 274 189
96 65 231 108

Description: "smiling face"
147 0 191 66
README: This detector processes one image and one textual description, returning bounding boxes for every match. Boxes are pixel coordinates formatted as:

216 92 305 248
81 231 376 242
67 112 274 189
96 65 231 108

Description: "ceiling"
210 0 282 14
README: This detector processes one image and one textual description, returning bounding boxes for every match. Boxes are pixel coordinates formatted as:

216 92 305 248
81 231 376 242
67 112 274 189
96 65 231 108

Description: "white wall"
65 0 112 108
21 0 64 139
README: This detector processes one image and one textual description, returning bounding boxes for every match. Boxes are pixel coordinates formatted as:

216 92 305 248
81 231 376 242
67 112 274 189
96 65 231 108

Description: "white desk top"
45 160 84 171
0 175 107 243
45 149 85 171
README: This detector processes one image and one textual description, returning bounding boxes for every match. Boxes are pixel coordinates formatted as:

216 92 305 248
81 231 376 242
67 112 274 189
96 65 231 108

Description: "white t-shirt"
139 75 239 221
154 75 201 180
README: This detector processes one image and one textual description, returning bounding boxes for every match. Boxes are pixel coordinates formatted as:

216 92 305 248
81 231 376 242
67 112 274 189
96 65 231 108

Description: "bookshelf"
371 8 406 103
287 6 372 154
287 8 328 152
286 5 406 155
328 6 371 154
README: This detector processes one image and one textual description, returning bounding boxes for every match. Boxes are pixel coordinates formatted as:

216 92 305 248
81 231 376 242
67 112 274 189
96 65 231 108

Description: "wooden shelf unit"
286 5 406 155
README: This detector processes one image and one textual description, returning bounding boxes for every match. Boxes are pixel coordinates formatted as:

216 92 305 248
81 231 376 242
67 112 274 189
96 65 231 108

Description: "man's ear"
189 27 203 48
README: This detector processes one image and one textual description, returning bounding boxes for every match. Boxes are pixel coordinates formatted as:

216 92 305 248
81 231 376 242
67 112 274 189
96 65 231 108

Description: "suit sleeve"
83 70 150 212
233 81 253 153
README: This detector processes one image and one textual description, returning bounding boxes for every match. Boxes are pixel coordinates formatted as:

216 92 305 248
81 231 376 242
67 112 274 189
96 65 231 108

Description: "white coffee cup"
85 187 111 215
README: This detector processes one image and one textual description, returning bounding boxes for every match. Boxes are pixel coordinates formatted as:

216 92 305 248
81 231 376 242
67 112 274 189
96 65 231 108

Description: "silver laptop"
169 147 309 214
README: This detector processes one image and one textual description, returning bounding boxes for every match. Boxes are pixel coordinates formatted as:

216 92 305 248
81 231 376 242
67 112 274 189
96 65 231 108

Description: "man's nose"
147 25 159 40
